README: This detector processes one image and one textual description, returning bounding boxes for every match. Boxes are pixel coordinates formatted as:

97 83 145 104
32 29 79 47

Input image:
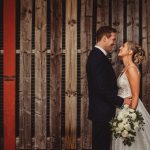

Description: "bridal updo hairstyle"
127 41 145 65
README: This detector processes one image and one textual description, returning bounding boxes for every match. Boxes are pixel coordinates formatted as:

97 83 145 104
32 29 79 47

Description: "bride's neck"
122 56 133 67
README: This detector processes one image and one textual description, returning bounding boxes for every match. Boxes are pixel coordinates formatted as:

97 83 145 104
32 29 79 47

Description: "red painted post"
3 0 16 149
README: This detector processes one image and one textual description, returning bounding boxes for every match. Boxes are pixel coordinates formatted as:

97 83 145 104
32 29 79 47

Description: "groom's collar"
94 45 107 56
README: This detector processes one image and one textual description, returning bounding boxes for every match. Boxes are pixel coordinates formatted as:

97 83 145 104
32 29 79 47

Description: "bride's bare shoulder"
125 65 140 79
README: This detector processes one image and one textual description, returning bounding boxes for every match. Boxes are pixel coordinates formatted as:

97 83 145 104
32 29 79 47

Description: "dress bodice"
117 72 132 98
113 71 150 150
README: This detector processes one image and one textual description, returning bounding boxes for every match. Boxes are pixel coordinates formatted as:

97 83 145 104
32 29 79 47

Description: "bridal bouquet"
110 104 145 146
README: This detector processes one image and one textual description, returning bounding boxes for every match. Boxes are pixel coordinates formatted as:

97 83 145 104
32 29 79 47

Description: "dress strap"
124 65 140 75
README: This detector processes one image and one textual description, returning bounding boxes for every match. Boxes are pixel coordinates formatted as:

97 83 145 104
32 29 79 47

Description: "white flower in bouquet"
134 122 139 130
123 104 129 109
132 114 137 120
115 127 121 133
118 123 124 130
113 122 117 126
124 111 130 117
110 104 145 146
122 118 128 125
122 130 128 138
124 123 131 131
117 113 123 121
129 108 135 113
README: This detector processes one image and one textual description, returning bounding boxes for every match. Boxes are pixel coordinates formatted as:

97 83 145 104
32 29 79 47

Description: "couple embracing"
86 26 150 150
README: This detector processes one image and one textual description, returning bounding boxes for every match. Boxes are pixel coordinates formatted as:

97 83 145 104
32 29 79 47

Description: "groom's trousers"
92 121 111 150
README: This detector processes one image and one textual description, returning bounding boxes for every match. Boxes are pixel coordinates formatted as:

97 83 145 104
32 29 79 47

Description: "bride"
112 41 150 150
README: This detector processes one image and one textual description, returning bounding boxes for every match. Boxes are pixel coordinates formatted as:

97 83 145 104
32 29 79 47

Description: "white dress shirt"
95 45 107 56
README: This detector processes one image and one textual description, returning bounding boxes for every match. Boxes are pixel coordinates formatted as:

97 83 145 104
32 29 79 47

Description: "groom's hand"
123 97 132 106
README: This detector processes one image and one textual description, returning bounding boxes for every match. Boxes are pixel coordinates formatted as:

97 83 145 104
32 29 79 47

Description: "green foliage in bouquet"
110 105 145 146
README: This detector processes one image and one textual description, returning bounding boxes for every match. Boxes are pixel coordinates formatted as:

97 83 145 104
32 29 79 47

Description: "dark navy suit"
86 47 124 150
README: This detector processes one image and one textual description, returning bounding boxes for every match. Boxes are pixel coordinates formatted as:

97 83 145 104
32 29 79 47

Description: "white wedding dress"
112 71 150 150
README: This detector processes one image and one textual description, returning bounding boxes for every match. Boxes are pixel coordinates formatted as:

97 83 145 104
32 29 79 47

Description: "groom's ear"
103 35 107 42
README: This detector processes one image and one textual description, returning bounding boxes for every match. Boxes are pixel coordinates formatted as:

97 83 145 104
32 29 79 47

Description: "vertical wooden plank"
50 0 62 149
133 0 139 44
35 0 47 148
127 0 139 43
3 0 16 150
65 0 77 149
142 0 150 113
96 0 109 30
19 0 32 148
80 0 93 149
112 0 124 76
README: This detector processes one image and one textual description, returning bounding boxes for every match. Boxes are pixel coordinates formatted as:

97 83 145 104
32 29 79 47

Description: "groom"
86 26 131 150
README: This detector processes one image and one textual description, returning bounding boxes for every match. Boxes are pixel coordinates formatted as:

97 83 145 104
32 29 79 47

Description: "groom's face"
104 32 117 53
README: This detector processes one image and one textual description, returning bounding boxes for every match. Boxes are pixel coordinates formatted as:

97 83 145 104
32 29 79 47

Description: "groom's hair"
96 26 117 42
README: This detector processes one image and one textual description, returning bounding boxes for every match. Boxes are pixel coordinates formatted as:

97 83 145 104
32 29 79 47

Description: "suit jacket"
86 47 124 123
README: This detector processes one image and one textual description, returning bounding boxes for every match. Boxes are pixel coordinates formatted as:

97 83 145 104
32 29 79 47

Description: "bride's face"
118 43 129 57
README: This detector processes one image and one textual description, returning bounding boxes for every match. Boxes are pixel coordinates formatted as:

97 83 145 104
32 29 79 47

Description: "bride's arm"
126 66 140 109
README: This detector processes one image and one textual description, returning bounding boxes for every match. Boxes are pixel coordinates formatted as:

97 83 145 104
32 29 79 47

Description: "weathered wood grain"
80 0 93 149
34 0 47 148
142 0 150 113
96 0 109 30
19 0 32 148
112 0 124 76
65 0 77 149
4 1 150 149
127 0 139 43
50 0 62 149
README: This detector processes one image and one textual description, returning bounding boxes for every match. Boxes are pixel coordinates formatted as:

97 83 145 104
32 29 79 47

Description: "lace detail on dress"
117 73 132 98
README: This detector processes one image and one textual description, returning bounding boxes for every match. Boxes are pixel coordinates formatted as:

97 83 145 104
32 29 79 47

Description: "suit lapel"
94 47 108 59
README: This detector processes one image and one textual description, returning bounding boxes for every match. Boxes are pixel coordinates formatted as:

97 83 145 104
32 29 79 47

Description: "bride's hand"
124 97 132 106
130 104 137 110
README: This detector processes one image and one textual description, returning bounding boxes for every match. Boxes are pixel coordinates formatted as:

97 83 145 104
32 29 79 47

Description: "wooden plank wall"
34 0 47 148
111 0 124 76
142 0 150 113
50 0 62 149
0 0 150 149
19 0 32 148
65 0 77 149
80 0 92 149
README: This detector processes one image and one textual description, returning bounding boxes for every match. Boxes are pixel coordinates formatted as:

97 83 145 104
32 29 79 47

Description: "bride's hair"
127 41 145 65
